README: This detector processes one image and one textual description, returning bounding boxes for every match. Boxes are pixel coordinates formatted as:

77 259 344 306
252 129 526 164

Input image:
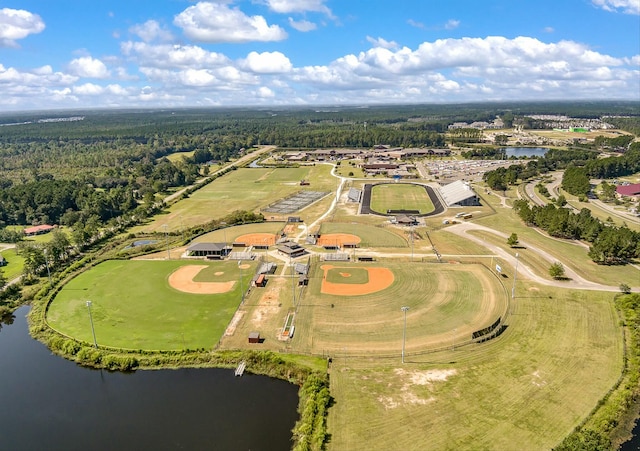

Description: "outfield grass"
47 260 254 350
293 261 506 355
325 285 622 450
319 222 407 247
134 165 335 233
370 183 435 215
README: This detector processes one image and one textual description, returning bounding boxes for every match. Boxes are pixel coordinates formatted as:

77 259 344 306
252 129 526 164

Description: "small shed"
248 331 261 344
255 274 266 287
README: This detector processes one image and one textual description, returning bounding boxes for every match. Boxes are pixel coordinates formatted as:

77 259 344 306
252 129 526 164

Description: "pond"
0 307 300 451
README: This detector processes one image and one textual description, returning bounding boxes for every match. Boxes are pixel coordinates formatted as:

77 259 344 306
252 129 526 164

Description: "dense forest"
0 101 637 244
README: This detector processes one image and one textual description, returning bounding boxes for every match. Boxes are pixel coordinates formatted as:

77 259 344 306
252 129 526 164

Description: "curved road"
444 221 638 292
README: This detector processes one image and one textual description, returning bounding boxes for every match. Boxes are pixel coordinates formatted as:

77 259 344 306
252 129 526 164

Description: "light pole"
401 306 409 363
238 260 244 304
86 300 98 348
43 248 51 285
163 224 170 259
291 254 296 307
221 222 228 257
512 252 519 299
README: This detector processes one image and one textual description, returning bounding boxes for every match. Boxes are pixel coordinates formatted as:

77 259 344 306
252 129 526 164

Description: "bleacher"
323 253 350 261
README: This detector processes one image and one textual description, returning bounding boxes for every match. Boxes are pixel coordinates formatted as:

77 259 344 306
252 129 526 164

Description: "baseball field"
293 261 506 355
47 259 254 350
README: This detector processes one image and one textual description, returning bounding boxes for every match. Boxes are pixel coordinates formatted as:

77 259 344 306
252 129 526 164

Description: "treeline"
483 149 600 191
585 145 640 179
513 200 640 264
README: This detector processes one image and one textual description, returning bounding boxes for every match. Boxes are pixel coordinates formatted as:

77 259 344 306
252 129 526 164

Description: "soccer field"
370 183 435 214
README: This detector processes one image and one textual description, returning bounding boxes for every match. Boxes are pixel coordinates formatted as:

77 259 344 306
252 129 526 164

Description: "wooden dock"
235 361 246 377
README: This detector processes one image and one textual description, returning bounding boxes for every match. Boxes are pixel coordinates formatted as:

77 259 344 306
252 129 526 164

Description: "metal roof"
438 180 477 206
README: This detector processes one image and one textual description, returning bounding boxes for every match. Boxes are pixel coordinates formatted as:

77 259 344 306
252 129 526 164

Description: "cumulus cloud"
0 8 45 47
129 20 174 42
290 35 636 104
592 0 640 14
121 41 230 69
68 56 110 78
240 51 293 73
366 36 399 49
265 0 332 16
444 19 460 30
174 1 287 43
288 17 317 31
257 86 275 97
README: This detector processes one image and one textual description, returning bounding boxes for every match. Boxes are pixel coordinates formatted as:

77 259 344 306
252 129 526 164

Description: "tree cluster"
513 200 640 264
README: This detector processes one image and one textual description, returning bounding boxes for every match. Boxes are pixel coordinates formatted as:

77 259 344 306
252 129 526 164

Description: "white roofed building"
438 180 480 207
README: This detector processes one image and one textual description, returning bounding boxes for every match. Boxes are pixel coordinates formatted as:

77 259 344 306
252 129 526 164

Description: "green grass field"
47 259 253 350
319 222 407 247
325 285 622 450
370 183 434 215
0 248 24 281
293 261 506 355
135 165 336 233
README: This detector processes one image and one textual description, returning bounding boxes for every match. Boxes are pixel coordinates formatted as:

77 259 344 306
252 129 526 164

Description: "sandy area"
317 233 361 246
235 233 277 246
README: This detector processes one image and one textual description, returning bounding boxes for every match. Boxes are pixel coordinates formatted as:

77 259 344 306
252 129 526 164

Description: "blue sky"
1 0 638 111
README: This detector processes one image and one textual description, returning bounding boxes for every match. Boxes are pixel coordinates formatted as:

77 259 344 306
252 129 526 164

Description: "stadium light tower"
512 252 519 299
401 306 410 363
86 300 98 348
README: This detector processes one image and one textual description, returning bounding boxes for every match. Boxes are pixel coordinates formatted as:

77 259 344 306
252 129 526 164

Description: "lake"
0 307 300 451
503 147 549 158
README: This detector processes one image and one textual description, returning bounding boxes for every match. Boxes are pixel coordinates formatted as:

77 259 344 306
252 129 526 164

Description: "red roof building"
23 224 55 236
616 183 640 199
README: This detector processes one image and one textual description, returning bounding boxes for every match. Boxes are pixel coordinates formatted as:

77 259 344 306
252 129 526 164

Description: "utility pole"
163 224 170 259
401 306 409 363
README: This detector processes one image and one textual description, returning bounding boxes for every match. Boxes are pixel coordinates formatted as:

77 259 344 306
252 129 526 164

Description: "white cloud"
592 0 640 14
366 36 399 50
290 36 637 103
174 1 287 43
129 20 174 42
444 19 460 30
257 86 275 98
68 56 110 78
544 26 555 33
0 8 45 47
240 51 293 73
74 83 104 96
265 0 332 16
122 41 230 69
288 17 317 32
407 19 425 29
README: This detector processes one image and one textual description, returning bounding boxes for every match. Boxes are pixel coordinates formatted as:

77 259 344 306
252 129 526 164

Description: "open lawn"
0 248 24 281
292 261 506 355
326 285 622 450
370 183 435 215
319 222 407 248
47 259 254 350
134 165 335 233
